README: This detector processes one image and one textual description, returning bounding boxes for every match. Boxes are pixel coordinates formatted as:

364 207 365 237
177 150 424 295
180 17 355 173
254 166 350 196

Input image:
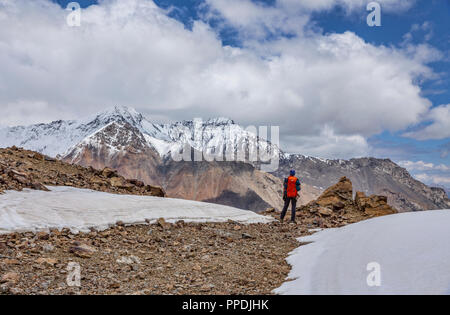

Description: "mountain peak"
85 105 148 130
96 105 143 120
205 117 235 125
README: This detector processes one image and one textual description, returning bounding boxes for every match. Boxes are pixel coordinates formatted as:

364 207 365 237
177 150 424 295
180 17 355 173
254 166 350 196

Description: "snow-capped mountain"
0 106 158 157
0 105 280 164
0 105 449 212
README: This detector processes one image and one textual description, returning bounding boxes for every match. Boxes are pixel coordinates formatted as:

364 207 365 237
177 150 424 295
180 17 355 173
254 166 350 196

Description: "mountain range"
0 105 449 212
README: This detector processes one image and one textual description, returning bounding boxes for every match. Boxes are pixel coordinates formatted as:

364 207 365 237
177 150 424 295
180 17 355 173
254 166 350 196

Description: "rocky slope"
0 146 164 197
1 105 448 212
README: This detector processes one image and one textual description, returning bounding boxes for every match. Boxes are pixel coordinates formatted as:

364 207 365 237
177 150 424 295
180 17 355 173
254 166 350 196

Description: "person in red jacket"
280 170 301 223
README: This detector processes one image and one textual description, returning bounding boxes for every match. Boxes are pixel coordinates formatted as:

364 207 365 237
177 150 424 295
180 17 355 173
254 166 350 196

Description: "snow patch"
275 210 450 295
0 186 273 235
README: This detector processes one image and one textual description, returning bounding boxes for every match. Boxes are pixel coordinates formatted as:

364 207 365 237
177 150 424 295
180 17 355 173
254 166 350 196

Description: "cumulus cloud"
415 173 450 186
203 0 415 41
0 0 440 158
398 160 449 172
399 160 450 191
283 126 370 159
403 104 450 140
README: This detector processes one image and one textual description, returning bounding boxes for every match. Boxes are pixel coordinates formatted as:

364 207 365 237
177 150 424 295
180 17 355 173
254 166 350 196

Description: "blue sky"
2 0 449 189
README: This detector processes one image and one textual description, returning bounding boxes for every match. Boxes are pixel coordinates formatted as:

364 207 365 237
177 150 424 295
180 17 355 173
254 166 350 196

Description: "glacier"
0 186 273 235
275 210 450 295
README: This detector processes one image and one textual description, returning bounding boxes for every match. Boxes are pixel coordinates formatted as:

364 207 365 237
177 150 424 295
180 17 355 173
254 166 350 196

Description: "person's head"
290 169 296 176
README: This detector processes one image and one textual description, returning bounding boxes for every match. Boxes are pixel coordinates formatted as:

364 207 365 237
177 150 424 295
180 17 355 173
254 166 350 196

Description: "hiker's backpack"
286 176 298 198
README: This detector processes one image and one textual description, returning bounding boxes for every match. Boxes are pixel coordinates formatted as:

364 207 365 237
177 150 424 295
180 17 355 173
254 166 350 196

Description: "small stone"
36 231 49 240
42 243 55 252
2 259 20 265
242 233 254 239
109 282 120 289
1 272 19 284
116 255 141 265
35 257 58 266
69 242 97 258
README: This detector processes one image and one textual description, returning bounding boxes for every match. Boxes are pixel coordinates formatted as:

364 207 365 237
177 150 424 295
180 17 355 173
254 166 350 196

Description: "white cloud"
284 126 370 158
403 104 450 140
0 0 440 158
203 0 415 41
402 21 434 43
286 0 415 12
399 160 450 191
415 173 450 186
398 160 449 172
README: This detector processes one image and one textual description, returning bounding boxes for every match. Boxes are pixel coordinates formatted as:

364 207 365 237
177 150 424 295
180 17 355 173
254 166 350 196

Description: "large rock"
110 177 134 191
69 242 97 258
1 272 19 284
355 192 397 216
298 177 398 227
315 176 353 209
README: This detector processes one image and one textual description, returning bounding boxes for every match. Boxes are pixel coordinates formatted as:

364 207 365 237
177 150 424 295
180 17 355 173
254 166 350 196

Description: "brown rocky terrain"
0 220 308 295
0 146 164 197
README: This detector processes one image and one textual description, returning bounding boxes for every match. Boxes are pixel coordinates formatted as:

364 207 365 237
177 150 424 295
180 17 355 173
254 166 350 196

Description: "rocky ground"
0 176 397 295
0 146 164 196
0 148 398 295
0 219 312 295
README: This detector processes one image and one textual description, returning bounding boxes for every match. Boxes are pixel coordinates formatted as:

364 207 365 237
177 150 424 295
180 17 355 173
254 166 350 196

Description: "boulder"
315 176 353 208
89 176 105 185
146 185 165 197
101 167 117 178
1 272 19 284
156 218 171 230
318 207 333 216
355 191 397 216
69 242 97 258
110 177 134 191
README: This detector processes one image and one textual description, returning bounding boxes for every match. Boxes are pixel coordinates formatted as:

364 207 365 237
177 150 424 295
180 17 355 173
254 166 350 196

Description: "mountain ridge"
1 105 448 212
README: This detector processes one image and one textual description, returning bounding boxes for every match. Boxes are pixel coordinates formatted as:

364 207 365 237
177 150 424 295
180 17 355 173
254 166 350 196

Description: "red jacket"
284 176 301 198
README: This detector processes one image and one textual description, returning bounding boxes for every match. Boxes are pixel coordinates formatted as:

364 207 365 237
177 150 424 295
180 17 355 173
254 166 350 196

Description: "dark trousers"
281 197 297 222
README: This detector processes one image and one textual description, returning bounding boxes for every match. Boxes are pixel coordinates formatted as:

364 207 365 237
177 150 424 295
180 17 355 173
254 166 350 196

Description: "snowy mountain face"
0 106 280 164
0 106 156 157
